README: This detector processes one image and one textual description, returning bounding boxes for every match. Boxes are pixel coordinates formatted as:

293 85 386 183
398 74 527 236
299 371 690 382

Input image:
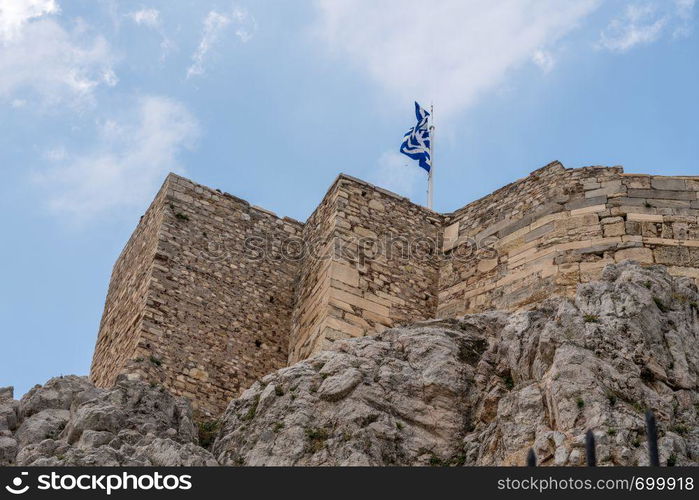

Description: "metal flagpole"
427 103 434 210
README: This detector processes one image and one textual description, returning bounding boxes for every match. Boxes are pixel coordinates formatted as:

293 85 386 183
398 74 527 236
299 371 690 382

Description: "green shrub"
198 420 221 448
241 395 260 421
305 427 330 452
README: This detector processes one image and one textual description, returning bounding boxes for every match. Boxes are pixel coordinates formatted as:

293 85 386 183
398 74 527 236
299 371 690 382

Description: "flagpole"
427 103 434 210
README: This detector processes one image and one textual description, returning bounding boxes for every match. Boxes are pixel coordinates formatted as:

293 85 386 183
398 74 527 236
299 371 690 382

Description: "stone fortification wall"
90 181 168 389
91 174 303 416
92 163 699 416
437 162 699 317
289 175 443 362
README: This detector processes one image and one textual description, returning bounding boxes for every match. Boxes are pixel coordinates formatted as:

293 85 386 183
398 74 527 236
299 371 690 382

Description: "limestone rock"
213 262 699 466
0 436 17 465
3 376 217 466
4 262 698 467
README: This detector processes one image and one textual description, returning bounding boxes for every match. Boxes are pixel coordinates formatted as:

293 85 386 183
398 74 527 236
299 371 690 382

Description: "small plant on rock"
198 420 221 449
305 427 330 453
653 297 668 313
241 395 260 421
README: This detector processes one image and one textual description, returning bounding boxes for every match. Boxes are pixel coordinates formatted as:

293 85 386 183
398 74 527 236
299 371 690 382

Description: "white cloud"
598 0 695 52
532 49 555 73
127 7 174 58
0 3 116 107
313 0 602 116
33 96 200 221
0 0 58 41
231 7 256 43
368 151 424 201
128 8 160 28
186 7 256 78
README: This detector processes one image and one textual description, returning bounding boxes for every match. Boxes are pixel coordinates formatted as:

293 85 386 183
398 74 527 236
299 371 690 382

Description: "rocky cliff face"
212 262 698 466
2 262 697 466
0 375 216 466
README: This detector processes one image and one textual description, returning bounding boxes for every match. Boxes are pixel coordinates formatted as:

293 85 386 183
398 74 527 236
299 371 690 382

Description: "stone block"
623 176 651 189
627 213 663 223
477 258 498 273
628 189 696 201
443 222 460 252
585 181 624 198
565 196 607 211
368 199 385 211
524 222 555 243
600 216 623 225
614 247 653 264
651 178 686 191
570 204 606 216
654 246 690 266
331 262 359 287
603 222 625 237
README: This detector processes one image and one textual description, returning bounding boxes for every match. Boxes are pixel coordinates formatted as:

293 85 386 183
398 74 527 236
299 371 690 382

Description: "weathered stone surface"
91 162 699 417
213 263 699 466
20 375 98 418
614 247 654 264
0 387 12 401
15 410 70 447
3 376 217 466
0 436 17 465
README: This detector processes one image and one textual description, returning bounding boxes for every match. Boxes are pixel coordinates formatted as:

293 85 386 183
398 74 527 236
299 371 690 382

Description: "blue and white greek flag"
400 102 431 172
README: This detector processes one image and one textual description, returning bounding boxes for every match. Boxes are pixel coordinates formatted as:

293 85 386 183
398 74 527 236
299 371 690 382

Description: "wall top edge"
163 161 698 228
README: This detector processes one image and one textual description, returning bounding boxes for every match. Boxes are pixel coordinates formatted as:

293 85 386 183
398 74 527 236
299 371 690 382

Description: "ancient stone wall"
289 175 442 362
90 181 168 389
437 162 699 317
92 163 699 417
288 179 339 362
91 174 303 416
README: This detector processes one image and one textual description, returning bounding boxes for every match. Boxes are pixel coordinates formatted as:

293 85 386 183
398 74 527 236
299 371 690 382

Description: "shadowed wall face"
91 174 303 417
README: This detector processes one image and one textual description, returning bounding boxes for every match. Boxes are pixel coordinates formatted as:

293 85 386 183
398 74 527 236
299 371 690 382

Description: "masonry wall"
90 181 168 389
437 162 699 317
93 164 699 417
91 174 304 416
289 175 443 362
288 179 339 362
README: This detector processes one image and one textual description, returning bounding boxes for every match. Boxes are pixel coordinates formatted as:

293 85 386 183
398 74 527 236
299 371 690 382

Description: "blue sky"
0 0 697 396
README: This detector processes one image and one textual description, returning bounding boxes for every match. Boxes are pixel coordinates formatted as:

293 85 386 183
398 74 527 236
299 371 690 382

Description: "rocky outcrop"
3 262 698 466
0 375 216 466
212 262 699 466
